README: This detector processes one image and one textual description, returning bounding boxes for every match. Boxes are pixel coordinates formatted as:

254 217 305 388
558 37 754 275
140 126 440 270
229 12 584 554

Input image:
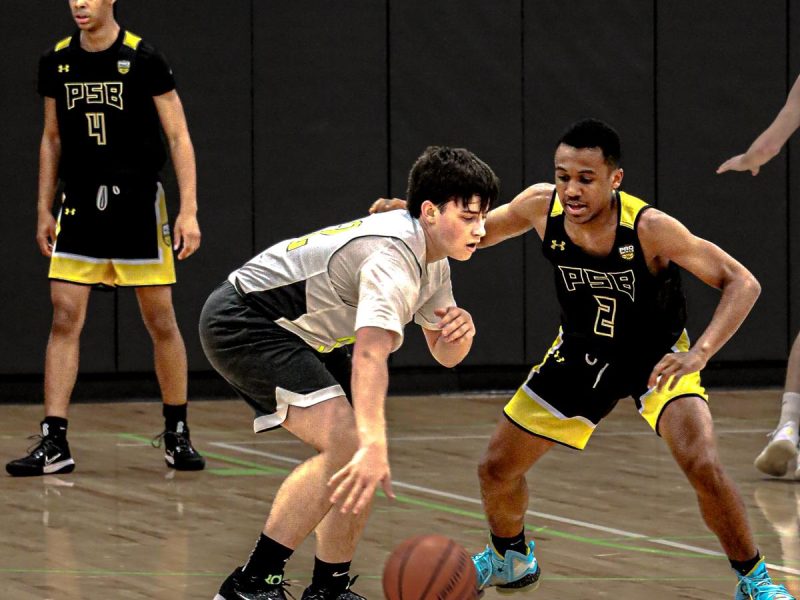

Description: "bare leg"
659 395 757 561
478 418 554 537
785 331 800 394
135 286 187 406
264 397 362 552
44 281 91 418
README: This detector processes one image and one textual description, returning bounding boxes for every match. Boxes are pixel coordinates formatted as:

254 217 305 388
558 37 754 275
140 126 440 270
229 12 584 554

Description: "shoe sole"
496 568 542 595
165 459 206 471
6 459 75 477
754 440 798 476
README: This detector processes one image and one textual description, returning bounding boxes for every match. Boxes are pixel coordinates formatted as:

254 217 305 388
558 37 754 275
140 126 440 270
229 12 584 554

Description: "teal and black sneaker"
735 559 795 600
473 540 540 594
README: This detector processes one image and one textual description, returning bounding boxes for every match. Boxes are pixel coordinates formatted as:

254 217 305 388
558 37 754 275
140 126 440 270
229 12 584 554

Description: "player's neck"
80 21 121 52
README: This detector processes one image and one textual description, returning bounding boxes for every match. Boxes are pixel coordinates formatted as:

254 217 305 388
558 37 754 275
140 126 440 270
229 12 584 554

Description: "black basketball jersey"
542 190 687 362
38 29 175 183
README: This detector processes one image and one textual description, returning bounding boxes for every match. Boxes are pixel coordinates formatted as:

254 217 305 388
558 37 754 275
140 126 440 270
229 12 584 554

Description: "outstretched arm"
639 210 761 389
717 75 800 175
479 183 553 247
328 326 397 514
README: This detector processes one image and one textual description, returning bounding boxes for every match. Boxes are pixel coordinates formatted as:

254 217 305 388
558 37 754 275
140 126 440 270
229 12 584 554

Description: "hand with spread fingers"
328 442 395 515
648 349 706 391
435 306 475 345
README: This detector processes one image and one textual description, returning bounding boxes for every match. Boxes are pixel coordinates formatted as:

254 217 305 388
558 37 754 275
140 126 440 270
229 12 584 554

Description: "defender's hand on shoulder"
369 198 407 214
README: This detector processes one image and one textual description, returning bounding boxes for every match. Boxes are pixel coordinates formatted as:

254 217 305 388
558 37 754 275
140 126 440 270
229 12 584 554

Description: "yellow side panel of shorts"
112 185 175 286
504 386 595 450
638 330 708 431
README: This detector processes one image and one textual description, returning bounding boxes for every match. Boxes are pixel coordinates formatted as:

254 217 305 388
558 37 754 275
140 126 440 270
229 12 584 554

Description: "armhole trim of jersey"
55 36 72 52
123 31 142 50
618 191 649 230
550 191 564 217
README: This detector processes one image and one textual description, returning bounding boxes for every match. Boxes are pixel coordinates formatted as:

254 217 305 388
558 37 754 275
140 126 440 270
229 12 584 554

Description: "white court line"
209 441 800 577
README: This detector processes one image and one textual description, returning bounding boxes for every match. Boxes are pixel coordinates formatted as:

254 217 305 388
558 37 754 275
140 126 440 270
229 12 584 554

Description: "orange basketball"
382 534 478 600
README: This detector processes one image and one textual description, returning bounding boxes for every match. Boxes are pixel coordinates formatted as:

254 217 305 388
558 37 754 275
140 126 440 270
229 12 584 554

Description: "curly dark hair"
406 146 499 218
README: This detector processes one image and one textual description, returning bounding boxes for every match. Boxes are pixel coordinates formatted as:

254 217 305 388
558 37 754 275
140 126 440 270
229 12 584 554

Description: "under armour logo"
58 64 70 73
554 350 565 363
64 208 76 215
551 240 565 251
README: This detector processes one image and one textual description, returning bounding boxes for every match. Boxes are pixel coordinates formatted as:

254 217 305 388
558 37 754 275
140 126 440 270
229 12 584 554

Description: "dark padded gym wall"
0 1 795 391
388 0 524 368
657 1 788 361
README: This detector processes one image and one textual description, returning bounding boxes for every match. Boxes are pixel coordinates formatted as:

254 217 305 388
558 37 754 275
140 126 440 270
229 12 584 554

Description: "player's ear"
611 167 624 190
420 200 438 223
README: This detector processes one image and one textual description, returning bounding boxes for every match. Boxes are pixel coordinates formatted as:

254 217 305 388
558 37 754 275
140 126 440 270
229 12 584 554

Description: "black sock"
311 557 351 594
42 417 68 440
163 403 188 433
491 529 528 557
243 534 294 584
730 552 761 576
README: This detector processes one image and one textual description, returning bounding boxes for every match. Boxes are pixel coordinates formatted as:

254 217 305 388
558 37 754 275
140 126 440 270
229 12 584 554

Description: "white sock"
778 392 800 427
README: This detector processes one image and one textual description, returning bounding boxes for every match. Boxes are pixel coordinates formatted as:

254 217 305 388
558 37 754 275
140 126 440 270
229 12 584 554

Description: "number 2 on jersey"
593 295 616 338
85 112 107 145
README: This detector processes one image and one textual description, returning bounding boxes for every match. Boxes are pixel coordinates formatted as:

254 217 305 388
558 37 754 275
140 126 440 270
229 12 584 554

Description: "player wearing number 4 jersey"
5 0 204 478
373 119 792 598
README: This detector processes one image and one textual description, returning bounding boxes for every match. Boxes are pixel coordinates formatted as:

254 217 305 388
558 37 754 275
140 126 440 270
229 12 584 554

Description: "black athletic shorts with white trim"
199 281 352 432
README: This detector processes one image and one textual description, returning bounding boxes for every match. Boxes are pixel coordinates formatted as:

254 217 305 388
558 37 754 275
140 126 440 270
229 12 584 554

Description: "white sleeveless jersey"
229 210 454 353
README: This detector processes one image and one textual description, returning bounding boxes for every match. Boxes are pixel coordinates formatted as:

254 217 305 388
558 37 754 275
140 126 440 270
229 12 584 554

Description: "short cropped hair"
557 118 621 167
406 146 499 218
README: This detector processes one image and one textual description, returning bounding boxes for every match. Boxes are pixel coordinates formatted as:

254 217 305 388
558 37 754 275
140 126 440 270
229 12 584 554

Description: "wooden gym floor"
1 389 799 599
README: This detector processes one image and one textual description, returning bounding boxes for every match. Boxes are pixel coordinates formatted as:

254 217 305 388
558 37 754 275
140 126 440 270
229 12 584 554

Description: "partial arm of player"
328 326 397 514
639 210 761 390
367 183 553 247
717 75 800 176
421 307 476 368
36 97 61 257
479 183 553 247
154 90 200 260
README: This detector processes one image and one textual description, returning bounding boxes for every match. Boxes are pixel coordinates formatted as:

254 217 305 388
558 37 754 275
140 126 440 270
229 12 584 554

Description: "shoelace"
471 549 495 586
739 577 793 599
25 435 61 455
151 430 192 452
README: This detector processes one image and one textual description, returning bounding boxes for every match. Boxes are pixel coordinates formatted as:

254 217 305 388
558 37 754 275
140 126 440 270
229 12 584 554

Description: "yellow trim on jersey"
550 193 564 217
123 31 142 50
55 36 72 52
638 329 708 431
618 191 648 230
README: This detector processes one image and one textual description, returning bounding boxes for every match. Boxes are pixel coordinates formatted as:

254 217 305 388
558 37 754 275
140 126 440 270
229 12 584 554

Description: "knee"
478 450 511 486
141 309 180 341
50 300 84 336
680 451 726 492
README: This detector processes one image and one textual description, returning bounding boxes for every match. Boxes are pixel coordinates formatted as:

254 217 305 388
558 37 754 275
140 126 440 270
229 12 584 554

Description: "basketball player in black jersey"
5 0 204 476
371 119 792 599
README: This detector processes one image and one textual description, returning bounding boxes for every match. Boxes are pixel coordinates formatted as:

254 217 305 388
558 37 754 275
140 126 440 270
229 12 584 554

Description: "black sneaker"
152 424 205 471
301 576 366 600
214 567 294 600
6 430 75 477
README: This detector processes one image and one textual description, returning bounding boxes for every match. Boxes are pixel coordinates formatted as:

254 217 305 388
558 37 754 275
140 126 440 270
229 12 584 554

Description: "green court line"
113 434 776 564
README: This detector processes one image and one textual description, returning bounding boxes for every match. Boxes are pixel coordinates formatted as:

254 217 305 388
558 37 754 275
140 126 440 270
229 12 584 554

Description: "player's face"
423 196 487 262
69 0 115 31
554 144 623 225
